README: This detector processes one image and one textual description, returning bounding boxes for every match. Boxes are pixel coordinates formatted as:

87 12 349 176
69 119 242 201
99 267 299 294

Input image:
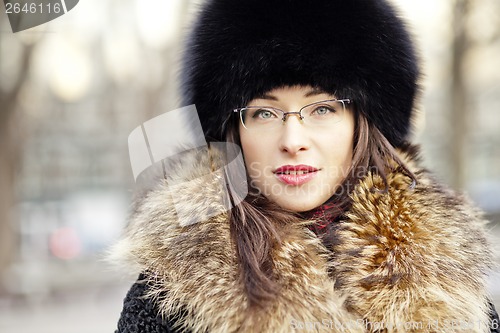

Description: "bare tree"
0 32 33 296
449 0 470 190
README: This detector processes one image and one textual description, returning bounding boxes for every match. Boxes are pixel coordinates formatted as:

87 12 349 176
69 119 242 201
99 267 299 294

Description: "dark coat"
113 147 500 332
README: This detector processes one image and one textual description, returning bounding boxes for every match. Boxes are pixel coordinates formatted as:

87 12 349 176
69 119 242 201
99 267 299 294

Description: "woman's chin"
268 195 328 213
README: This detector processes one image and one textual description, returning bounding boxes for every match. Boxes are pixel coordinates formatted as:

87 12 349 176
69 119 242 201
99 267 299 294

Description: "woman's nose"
278 115 310 155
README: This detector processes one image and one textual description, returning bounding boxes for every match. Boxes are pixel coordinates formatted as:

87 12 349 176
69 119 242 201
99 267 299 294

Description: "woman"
113 0 499 332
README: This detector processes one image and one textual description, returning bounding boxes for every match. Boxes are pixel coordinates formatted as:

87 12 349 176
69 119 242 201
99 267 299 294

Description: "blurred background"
0 0 499 332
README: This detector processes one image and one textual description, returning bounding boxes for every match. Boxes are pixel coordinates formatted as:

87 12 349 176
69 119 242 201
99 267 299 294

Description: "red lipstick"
274 165 319 186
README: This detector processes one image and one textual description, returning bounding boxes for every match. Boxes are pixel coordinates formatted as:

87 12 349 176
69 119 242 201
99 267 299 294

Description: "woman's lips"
274 165 319 186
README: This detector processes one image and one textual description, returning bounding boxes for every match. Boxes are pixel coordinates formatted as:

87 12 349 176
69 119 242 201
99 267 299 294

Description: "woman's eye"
254 109 276 119
313 106 334 116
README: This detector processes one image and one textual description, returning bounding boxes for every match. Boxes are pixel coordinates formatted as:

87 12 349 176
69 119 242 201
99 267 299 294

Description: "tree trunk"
0 114 19 296
0 37 33 295
450 0 470 190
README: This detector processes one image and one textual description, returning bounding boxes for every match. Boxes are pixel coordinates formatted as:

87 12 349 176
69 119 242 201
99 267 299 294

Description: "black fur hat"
181 0 419 147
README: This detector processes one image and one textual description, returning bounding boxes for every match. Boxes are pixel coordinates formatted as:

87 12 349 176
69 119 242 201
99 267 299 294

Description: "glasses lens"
301 100 345 126
240 107 282 130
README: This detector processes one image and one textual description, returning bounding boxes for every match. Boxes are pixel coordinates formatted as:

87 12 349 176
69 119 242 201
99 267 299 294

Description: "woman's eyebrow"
257 94 278 101
304 89 327 97
257 89 327 100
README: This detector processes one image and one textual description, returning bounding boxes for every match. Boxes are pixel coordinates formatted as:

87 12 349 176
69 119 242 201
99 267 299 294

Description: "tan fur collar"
111 146 494 333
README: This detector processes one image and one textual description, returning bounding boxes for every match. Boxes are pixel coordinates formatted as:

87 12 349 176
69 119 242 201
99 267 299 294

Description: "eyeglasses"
233 99 351 131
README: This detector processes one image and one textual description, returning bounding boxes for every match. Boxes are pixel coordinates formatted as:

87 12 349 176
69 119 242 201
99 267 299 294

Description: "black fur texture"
181 0 420 147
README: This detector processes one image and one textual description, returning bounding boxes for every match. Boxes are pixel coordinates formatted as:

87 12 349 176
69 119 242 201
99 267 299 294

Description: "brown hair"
224 107 416 309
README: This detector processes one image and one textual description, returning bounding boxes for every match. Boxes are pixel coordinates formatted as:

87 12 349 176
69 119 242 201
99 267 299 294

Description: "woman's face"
239 85 355 212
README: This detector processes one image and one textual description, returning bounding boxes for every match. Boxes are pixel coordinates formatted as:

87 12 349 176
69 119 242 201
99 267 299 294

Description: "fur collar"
111 145 494 332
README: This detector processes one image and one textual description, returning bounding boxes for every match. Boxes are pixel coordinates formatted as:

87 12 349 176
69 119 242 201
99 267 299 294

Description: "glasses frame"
233 98 351 130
